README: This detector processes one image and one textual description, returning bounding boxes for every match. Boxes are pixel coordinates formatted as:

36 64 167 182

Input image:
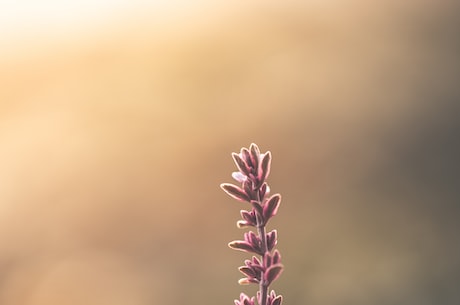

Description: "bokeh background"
1 1 459 304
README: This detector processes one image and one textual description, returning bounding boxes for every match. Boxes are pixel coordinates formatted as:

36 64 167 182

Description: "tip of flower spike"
249 143 259 150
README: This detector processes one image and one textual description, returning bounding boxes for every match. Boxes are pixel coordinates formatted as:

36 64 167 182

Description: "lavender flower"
221 143 284 305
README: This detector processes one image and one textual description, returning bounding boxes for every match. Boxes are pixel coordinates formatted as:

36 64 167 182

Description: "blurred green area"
0 1 459 305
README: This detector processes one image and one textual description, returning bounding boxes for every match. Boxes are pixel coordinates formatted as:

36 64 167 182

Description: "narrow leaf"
251 201 263 219
264 264 284 286
259 151 271 183
266 230 278 251
221 183 250 202
238 277 258 285
228 241 255 253
263 194 281 221
250 264 264 275
236 220 250 229
241 210 256 226
239 266 257 278
232 153 250 176
241 148 252 168
249 143 260 172
259 182 269 199
264 252 273 267
272 249 281 264
236 220 250 228
246 232 262 255
271 295 282 305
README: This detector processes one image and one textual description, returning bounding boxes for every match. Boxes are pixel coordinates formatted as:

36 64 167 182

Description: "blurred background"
1 1 459 304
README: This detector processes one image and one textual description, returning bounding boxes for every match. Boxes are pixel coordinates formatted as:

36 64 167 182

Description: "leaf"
271 295 282 305
251 201 263 220
241 209 256 226
241 148 253 168
259 151 271 183
221 183 250 202
237 220 250 228
232 153 250 176
244 232 263 255
228 241 256 253
235 293 255 305
264 264 284 286
263 194 281 221
239 266 257 278
238 277 258 285
252 256 261 265
258 182 269 199
249 143 260 171
243 180 256 200
266 230 278 251
272 249 281 264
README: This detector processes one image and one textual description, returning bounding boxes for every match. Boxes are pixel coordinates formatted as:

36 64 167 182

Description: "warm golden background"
1 1 459 304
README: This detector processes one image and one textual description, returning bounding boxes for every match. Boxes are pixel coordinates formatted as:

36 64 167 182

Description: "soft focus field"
1 1 459 305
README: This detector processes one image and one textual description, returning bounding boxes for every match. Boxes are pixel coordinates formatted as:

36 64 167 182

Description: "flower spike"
221 144 284 305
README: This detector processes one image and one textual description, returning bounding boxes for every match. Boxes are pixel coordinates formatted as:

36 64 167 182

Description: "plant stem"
256 188 269 305
257 223 268 305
